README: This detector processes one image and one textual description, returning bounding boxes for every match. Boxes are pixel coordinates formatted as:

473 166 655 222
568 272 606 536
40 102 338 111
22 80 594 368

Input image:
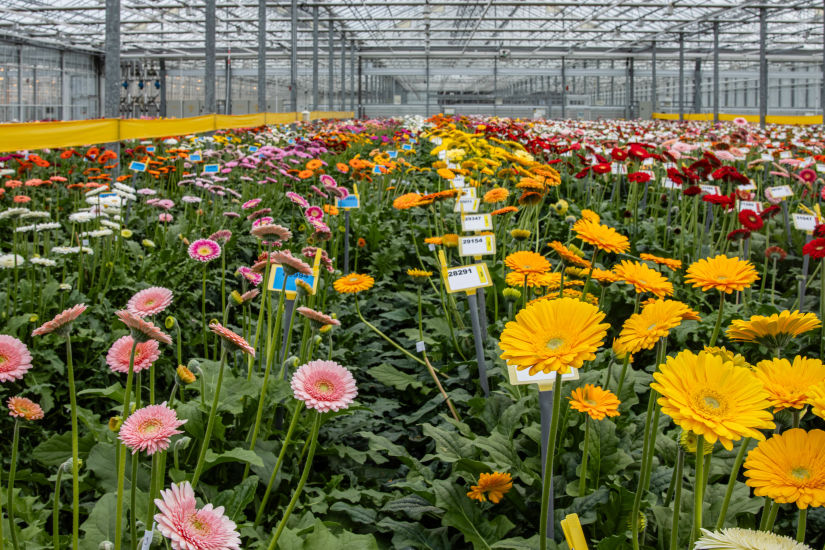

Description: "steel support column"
290 0 298 111
328 24 334 110
357 54 363 118
561 57 566 119
425 53 430 116
493 55 498 116
104 0 120 119
16 46 22 121
759 7 768 129
341 32 346 110
627 57 635 119
257 0 266 111
160 59 167 117
678 32 684 121
350 41 355 111
651 42 657 114
693 58 702 113
713 21 720 123
205 0 216 113
312 5 319 110
225 56 232 114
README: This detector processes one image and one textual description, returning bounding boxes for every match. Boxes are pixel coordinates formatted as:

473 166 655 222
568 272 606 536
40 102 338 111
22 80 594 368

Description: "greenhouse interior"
3 1 825 549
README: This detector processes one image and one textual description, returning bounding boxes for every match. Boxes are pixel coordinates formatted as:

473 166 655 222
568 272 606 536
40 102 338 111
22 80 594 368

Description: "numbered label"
452 175 466 188
203 164 220 174
458 234 496 257
737 201 763 213
699 184 721 195
453 197 480 213
129 161 146 172
792 213 818 232
766 185 794 200
461 213 493 232
443 263 493 293
506 362 580 389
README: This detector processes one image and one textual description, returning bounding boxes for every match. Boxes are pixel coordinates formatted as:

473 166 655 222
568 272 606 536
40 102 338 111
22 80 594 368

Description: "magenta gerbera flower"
285 191 309 208
251 216 274 228
304 206 324 221
0 335 33 383
127 287 173 318
31 304 87 336
241 198 262 210
291 359 357 413
188 239 221 262
237 266 263 286
154 481 241 550
106 335 161 374
319 174 336 187
119 403 186 455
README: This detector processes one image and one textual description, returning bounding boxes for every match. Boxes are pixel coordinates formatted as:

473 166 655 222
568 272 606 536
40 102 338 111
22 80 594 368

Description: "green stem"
66 335 80 550
255 404 303 526
354 295 425 365
631 389 658 550
715 437 751 530
708 292 725 347
578 416 590 497
53 462 66 550
764 500 779 531
669 450 684 550
191 348 228 488
7 420 20 550
797 507 807 543
114 338 139 550
267 411 322 550
539 373 564 550
202 264 208 358
692 435 705 546
615 355 631 397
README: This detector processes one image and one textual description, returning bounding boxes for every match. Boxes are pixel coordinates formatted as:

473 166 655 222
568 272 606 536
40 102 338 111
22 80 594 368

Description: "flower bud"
176 365 196 385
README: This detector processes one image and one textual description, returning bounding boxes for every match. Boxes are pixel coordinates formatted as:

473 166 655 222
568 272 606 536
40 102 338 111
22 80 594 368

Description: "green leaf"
329 501 377 524
421 423 472 463
32 432 96 467
433 479 514 550
381 494 442 521
77 383 125 402
490 536 542 549
79 492 120 550
369 363 426 392
376 518 449 550
213 475 259 521
203 447 264 471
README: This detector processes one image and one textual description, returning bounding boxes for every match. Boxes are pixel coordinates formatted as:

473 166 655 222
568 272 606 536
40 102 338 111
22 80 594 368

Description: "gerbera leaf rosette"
499 297 609 375
651 350 775 451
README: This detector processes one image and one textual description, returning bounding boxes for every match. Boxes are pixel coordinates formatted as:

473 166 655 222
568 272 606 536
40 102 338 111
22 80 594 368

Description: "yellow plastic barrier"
0 111 354 153
652 112 824 125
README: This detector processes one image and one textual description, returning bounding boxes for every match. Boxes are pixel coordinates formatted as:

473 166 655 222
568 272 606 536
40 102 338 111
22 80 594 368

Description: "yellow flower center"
716 275 728 281
584 399 598 407
197 246 211 256
316 381 333 394
791 467 811 481
694 389 727 416
139 419 162 434
545 337 564 350
348 277 359 283
145 299 155 306
189 515 211 534
703 396 721 409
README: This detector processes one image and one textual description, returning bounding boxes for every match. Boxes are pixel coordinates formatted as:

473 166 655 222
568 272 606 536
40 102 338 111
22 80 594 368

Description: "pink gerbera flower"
188 239 221 262
7 396 44 421
154 481 241 550
31 304 87 337
127 287 173 318
246 208 271 221
116 310 173 345
285 191 309 208
304 206 324 221
237 266 263 286
319 174 336 187
159 213 173 223
291 360 357 413
270 250 313 276
208 229 232 244
0 335 33 383
241 198 262 210
106 335 161 374
251 216 274 228
250 223 292 241
119 403 186 455
209 322 255 356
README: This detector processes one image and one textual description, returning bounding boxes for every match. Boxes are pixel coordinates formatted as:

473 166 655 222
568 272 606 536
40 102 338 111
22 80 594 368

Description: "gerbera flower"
333 273 374 293
242 198 262 210
703 346 752 369
291 359 357 412
285 191 309 208
617 300 698 354
738 209 764 231
407 268 433 282
491 206 518 216
106 335 161 374
695 527 813 550
802 237 825 259
237 266 263 287
510 229 531 241
119 403 186 455
269 250 312 276
188 239 221 263
296 307 340 328
727 310 820 348
754 356 825 411
573 219 630 254
483 187 509 204
209 322 254 356
639 252 682 271
466 472 513 504
651 350 774 450
392 192 423 210
685 255 759 293
612 260 673 298
7 396 44 421
208 229 232 244
31 304 87 337
250 223 293 241
765 246 787 261
744 428 825 509
547 241 591 268
499 297 609 375
116 310 172 345
504 251 550 275
154 481 241 550
127 287 173 318
569 384 620 420
0 335 33 383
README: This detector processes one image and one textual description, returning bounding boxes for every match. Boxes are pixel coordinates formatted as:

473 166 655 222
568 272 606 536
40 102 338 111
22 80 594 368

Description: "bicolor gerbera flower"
237 266 263 286
270 250 312 276
250 223 292 241
154 481 241 550
116 310 173 345
127 287 173 318
296 306 340 328
241 198 262 210
291 359 357 412
305 205 324 221
285 191 309 208
188 239 221 262
208 229 232 244
7 396 44 421
31 304 87 337
209 322 255 356
119 403 186 455
0 335 33 383
106 335 161 374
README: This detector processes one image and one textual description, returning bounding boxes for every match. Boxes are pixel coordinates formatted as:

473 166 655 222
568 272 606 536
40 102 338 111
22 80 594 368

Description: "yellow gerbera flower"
754 356 825 412
573 219 630 254
504 250 550 274
808 383 825 420
639 252 682 271
744 428 825 509
702 346 751 369
332 273 374 294
466 472 513 504
547 241 591 268
685 255 759 294
651 350 775 450
505 271 556 288
617 300 698 354
727 310 821 349
406 268 433 279
580 209 600 223
569 384 621 420
482 187 509 204
612 260 674 298
392 192 423 210
499 297 609 375
441 233 459 247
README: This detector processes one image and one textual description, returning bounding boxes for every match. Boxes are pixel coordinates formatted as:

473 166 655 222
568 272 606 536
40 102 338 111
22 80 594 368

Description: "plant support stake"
466 291 489 396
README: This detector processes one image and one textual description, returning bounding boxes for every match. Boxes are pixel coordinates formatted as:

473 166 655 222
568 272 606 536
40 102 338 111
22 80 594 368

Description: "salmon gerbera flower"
291 359 357 412
154 481 241 550
0 335 33 382
119 403 186 455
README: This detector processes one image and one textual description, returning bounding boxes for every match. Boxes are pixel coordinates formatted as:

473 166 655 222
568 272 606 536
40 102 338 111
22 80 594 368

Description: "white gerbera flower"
35 222 61 232
68 212 97 223
0 254 25 268
0 208 30 220
19 211 50 220
695 528 813 550
29 257 57 267
100 219 121 230
15 224 36 233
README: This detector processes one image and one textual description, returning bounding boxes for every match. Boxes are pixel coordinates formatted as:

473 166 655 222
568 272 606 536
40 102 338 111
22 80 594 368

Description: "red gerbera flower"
683 185 702 196
592 163 611 175
760 205 781 220
628 171 652 184
803 237 825 259
727 228 751 241
738 209 764 231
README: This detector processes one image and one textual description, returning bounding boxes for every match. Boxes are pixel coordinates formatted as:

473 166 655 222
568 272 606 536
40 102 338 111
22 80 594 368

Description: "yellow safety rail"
652 112 824 125
0 111 354 153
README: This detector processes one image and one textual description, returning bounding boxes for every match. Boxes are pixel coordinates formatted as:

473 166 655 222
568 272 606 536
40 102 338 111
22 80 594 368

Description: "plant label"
388 151 398 159
792 213 818 232
452 175 466 188
761 153 773 161
699 184 721 195
506 362 580 390
461 213 492 232
415 341 426 352
766 185 793 200
453 197 480 213
459 187 477 199
189 153 202 162
203 164 220 174
129 161 147 172
737 201 762 213
458 234 496 257
443 263 492 293
336 194 360 209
